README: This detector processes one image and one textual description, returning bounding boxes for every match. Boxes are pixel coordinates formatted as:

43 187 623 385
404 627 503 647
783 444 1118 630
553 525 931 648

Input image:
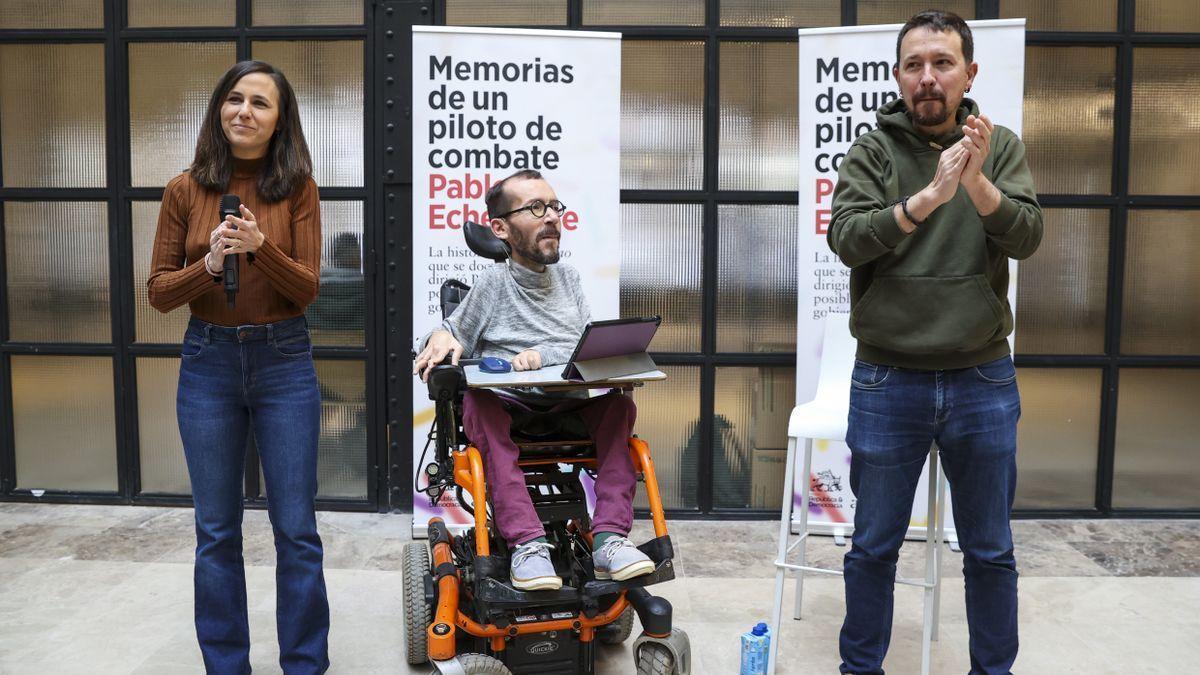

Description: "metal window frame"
0 0 382 513
412 0 1200 521
3 0 1199 520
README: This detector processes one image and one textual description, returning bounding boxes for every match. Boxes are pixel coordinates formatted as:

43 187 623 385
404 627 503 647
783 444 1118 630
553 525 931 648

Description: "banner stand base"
792 520 959 545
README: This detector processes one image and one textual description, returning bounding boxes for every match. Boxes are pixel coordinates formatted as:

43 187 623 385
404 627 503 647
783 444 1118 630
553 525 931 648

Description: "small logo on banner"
812 470 843 493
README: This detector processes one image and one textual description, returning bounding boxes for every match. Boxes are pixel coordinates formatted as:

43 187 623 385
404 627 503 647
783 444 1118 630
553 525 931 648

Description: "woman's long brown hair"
189 60 312 202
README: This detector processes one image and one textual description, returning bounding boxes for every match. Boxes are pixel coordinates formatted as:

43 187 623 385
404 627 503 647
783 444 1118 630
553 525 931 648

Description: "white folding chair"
767 314 947 675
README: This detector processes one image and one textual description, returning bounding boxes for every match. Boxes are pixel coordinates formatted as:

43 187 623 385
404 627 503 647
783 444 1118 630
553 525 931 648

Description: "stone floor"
1 503 1197 673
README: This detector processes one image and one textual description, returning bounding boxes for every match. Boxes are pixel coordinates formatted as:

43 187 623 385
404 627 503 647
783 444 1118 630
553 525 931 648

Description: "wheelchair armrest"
426 363 467 402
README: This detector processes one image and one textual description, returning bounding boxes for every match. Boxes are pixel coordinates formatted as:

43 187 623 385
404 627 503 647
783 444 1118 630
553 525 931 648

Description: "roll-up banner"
410 26 622 537
795 20 1026 537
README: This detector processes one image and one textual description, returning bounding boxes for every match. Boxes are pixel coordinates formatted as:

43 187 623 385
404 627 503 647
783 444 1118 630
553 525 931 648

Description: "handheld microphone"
220 194 240 308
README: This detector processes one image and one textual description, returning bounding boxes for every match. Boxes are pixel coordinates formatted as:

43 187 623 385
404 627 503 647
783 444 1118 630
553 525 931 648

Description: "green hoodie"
828 97 1043 370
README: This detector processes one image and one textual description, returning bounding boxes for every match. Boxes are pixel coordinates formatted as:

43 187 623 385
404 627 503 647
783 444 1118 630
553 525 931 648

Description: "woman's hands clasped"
206 204 266 274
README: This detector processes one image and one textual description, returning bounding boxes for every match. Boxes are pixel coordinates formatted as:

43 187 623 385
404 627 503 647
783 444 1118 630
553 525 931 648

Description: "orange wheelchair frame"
426 438 670 660
405 374 690 675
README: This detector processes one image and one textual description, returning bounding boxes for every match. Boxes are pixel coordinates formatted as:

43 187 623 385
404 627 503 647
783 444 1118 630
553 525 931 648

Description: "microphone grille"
220 194 240 212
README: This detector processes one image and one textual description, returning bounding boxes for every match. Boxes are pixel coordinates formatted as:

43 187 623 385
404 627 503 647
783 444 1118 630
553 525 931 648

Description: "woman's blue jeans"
177 316 329 674
840 356 1021 675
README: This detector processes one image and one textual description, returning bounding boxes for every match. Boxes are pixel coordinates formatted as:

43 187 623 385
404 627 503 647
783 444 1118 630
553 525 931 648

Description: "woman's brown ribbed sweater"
147 157 322 327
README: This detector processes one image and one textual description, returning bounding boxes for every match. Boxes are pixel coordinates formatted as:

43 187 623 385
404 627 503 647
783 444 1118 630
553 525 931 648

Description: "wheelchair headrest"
464 221 509 263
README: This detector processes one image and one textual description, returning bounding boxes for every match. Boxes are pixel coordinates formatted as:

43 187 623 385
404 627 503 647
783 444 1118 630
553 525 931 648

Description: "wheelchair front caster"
633 628 691 675
429 653 513 675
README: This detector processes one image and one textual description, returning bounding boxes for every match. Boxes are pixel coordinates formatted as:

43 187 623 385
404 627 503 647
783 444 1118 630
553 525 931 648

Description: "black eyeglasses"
494 199 567 220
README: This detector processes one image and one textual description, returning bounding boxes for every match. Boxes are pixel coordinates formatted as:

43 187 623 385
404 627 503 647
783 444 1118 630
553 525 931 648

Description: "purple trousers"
462 389 638 547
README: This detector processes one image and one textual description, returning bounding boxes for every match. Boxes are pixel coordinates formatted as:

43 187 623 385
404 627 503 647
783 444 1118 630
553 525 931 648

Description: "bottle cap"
752 622 768 636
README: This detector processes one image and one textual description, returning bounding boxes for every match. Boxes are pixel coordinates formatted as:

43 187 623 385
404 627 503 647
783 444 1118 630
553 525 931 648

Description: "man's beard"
910 90 951 127
509 225 560 265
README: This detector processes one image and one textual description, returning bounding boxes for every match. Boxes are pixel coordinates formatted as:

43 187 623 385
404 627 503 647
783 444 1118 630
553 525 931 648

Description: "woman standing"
148 61 328 674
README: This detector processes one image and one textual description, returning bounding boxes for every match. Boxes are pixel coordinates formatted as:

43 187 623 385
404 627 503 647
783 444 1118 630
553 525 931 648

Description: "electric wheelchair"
405 222 691 675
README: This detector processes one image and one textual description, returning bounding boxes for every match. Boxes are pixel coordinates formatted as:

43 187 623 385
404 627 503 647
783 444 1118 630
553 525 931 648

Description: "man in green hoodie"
828 10 1042 675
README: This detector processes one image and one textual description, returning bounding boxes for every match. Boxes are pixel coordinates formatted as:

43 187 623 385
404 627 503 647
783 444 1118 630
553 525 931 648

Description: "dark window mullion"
105 0 139 501
976 0 999 20
692 0 722 514
0 195 10 492
0 188 111 200
236 0 250 59
361 0 383 512
1094 0 1139 515
0 30 106 42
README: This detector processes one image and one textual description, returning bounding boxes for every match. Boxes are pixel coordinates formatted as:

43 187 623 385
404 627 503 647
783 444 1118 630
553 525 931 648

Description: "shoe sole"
511 576 563 591
594 559 656 581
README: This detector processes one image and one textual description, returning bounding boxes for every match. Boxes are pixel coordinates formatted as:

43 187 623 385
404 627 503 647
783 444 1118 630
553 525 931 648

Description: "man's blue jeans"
177 316 329 674
840 356 1020 675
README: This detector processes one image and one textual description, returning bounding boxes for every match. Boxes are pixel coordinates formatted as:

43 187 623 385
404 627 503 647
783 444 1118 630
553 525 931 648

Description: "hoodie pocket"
851 275 1006 354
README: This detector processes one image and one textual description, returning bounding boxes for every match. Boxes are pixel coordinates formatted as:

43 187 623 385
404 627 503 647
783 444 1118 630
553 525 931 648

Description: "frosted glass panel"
1000 0 1117 31
717 205 797 353
713 367 796 509
12 356 117 492
1130 49 1200 195
253 0 362 25
6 202 110 343
621 41 704 190
133 201 192 344
1121 210 1200 354
315 359 369 499
583 0 704 25
252 40 364 187
1114 369 1200 509
1014 368 1101 510
858 1 974 24
721 0 840 27
720 42 798 191
128 0 234 27
1023 47 1115 195
619 204 702 353
130 42 236 187
446 0 566 25
1136 0 1200 33
1 0 102 28
307 201 365 347
137 358 190 495
634 366 699 510
0 44 106 188
1015 209 1108 355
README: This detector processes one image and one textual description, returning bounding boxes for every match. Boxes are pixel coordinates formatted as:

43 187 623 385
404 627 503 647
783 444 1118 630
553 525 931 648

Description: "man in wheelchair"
413 169 655 592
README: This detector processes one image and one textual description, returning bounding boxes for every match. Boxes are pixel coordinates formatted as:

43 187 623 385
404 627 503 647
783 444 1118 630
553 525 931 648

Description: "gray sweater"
425 259 592 402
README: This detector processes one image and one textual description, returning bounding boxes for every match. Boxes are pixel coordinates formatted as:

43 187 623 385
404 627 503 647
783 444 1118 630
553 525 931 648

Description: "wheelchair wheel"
403 542 432 665
429 653 513 675
636 642 676 675
597 606 636 645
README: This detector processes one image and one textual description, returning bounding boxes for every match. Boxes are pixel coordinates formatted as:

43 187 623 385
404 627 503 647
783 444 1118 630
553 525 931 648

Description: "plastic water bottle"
740 622 770 675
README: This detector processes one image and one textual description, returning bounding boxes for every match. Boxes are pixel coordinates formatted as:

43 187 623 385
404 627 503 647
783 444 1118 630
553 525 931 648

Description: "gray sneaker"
510 541 562 591
593 536 656 581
